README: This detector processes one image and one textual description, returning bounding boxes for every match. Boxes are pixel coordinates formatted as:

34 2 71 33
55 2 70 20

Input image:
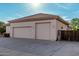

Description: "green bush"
0 28 6 34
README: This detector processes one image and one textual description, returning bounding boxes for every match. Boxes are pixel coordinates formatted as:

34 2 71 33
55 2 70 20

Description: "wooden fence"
57 30 79 41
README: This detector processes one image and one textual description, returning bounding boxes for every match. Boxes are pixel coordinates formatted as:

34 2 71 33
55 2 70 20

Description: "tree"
0 21 6 34
0 27 5 34
70 18 79 30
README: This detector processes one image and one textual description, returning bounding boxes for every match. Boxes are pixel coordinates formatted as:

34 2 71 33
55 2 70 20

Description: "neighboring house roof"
8 13 69 25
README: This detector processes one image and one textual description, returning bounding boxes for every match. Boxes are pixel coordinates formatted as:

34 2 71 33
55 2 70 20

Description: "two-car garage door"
13 22 50 40
13 26 33 38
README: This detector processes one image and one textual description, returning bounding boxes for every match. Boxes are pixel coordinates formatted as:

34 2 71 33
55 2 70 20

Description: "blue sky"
0 3 79 23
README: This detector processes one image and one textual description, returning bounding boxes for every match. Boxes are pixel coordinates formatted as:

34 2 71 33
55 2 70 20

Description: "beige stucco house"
6 13 69 41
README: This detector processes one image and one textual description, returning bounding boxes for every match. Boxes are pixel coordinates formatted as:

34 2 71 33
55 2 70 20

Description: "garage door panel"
36 23 50 40
13 27 32 38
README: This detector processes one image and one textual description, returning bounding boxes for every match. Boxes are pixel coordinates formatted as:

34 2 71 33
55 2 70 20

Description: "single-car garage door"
13 26 33 38
35 22 50 40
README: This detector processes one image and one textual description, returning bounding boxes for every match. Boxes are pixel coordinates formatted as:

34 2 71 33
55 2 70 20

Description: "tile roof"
8 13 69 25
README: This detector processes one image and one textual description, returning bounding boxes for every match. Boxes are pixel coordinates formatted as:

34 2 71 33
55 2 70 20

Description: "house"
6 13 69 41
6 23 10 33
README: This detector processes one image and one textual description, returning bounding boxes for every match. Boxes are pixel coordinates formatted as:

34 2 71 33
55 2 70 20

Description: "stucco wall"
10 20 57 41
55 20 68 40
9 19 68 41
10 21 35 39
35 20 57 41
50 20 57 41
56 20 68 30
6 26 10 33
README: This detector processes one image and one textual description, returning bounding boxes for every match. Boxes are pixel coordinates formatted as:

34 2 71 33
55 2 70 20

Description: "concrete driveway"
0 37 79 56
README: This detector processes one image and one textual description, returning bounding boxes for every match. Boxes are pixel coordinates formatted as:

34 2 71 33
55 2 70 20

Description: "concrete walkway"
0 37 79 56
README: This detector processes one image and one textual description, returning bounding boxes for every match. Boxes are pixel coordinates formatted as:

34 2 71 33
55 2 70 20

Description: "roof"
8 13 69 25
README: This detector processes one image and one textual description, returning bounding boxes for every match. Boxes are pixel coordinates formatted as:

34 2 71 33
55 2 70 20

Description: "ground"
0 37 79 56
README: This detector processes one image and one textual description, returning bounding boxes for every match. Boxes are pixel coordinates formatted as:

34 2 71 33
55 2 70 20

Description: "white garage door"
35 23 50 40
13 26 33 38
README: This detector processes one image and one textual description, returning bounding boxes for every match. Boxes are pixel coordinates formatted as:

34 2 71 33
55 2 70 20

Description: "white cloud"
0 17 16 23
55 4 71 10
5 17 15 20
14 13 25 18
61 16 71 22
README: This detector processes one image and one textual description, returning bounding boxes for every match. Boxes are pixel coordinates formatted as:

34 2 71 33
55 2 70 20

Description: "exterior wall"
10 21 35 39
50 20 57 41
55 20 69 40
56 20 68 30
9 19 68 41
10 20 57 41
6 26 10 33
35 20 57 41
